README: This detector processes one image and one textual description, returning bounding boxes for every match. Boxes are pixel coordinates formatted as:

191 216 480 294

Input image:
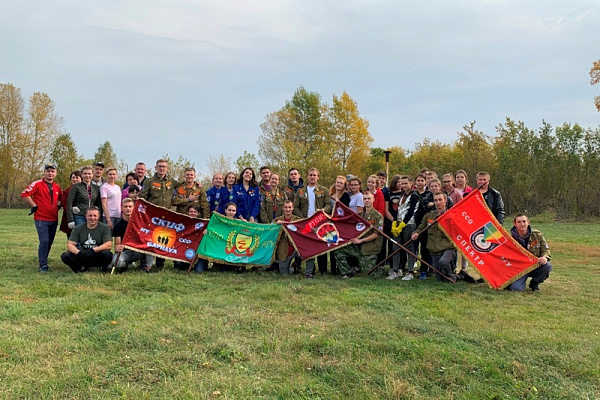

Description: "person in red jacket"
21 163 62 273
366 174 386 216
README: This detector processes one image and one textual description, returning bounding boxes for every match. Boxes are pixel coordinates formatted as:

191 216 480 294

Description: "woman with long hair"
422 178 454 213
327 175 352 275
366 174 385 216
207 173 229 215
348 177 364 213
384 174 403 230
218 172 237 214
121 172 140 200
454 170 473 274
260 173 286 223
442 173 463 205
455 169 473 196
59 170 81 238
328 175 351 209
232 167 260 222
100 167 122 229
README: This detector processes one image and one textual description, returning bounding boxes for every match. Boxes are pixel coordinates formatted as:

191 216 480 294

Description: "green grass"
1 209 599 399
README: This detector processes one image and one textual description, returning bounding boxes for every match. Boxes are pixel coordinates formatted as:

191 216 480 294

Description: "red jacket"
21 179 62 221
373 189 386 217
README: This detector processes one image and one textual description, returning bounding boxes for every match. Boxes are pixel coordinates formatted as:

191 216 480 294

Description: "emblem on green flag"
197 213 281 266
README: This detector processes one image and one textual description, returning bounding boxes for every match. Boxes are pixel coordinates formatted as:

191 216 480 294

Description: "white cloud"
83 0 325 47
1 0 599 172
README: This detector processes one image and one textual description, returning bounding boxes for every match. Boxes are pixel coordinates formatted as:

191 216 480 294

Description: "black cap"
94 162 105 168
44 163 57 170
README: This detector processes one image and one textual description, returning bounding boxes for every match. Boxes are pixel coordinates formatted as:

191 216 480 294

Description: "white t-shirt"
349 192 364 213
100 183 122 218
307 185 316 217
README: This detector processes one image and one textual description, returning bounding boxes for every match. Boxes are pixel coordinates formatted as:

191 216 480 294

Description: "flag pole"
383 150 391 187
365 227 456 283
187 253 199 274
365 183 487 280
110 251 122 275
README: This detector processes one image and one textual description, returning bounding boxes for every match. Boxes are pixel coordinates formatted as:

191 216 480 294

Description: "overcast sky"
2 0 599 175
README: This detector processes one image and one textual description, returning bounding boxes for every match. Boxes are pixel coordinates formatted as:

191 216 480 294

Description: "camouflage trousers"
334 244 377 275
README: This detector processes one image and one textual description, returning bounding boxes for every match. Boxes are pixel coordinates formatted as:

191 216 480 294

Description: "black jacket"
482 187 505 225
415 190 454 225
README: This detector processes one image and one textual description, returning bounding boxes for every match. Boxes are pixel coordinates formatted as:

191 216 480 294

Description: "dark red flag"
122 199 207 263
282 202 371 260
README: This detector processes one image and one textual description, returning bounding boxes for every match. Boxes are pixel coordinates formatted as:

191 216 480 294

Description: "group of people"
21 159 552 291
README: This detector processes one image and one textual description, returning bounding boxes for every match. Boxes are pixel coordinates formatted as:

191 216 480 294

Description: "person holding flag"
389 175 420 281
411 191 459 283
111 198 154 273
508 214 552 291
294 167 331 278
274 200 301 275
173 205 208 273
334 191 384 279
140 158 181 270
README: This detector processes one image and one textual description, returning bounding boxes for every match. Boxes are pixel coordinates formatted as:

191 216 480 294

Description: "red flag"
122 199 208 263
282 202 371 260
437 190 538 289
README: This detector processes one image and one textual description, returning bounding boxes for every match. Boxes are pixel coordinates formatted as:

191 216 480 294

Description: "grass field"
0 209 599 399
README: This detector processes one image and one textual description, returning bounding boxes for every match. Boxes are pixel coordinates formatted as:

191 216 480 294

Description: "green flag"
197 213 281 266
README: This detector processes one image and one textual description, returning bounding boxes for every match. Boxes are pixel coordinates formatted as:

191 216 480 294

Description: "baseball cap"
44 163 57 170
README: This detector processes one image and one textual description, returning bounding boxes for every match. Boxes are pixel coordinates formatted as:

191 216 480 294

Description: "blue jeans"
509 262 552 291
74 215 86 226
174 258 207 273
35 220 57 267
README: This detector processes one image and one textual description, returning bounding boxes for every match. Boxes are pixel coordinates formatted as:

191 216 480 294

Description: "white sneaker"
402 273 414 281
386 272 399 280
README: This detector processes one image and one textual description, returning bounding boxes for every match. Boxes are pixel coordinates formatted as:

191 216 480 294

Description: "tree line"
2 82 599 219
256 87 600 219
364 120 600 219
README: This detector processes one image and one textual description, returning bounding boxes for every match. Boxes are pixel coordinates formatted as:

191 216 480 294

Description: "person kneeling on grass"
334 190 384 279
508 213 552 292
111 198 154 273
61 207 113 273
